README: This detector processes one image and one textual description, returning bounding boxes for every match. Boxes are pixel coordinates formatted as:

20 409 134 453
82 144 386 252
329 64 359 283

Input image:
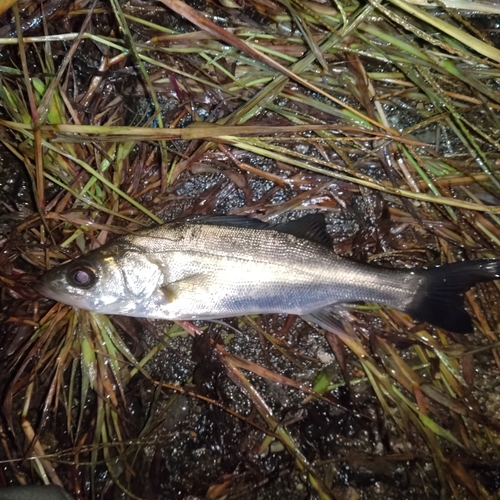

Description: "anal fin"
301 308 346 336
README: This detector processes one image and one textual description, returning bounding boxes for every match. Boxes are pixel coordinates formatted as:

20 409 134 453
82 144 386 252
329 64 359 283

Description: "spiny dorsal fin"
184 215 270 229
274 214 332 248
183 214 332 247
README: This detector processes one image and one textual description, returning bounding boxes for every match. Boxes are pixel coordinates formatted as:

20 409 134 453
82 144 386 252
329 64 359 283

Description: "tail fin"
406 260 500 334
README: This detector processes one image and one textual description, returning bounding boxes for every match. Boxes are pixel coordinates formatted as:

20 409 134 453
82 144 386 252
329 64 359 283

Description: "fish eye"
67 264 97 289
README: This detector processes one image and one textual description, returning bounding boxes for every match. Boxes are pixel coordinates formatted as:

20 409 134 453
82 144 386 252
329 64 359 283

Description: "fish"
34 214 500 334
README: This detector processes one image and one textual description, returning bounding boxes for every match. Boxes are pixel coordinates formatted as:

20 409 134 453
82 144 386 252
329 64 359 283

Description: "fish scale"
124 224 415 318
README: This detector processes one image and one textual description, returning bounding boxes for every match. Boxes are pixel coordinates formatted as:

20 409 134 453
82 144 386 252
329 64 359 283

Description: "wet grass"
0 0 499 498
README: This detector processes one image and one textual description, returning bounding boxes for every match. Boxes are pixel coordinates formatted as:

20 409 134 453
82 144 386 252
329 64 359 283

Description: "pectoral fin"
160 285 177 303
160 273 206 303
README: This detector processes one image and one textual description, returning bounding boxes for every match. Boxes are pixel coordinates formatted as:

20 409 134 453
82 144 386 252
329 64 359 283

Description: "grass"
0 0 499 498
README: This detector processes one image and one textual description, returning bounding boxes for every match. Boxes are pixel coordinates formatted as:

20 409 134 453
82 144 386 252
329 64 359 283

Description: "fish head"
34 245 163 316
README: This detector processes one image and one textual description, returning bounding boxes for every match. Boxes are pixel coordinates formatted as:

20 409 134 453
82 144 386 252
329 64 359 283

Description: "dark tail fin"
406 260 500 334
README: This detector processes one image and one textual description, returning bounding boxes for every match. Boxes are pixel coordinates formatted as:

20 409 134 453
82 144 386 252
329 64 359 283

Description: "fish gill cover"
0 0 499 499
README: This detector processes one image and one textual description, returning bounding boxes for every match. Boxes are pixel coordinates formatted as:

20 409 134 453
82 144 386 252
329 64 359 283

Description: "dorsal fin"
274 214 332 248
182 214 332 247
184 215 270 229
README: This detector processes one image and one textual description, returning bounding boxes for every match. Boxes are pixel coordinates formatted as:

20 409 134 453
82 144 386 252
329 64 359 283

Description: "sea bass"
34 214 500 334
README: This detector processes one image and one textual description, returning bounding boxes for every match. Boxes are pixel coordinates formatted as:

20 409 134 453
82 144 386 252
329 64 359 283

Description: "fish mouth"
32 280 47 295
33 279 62 302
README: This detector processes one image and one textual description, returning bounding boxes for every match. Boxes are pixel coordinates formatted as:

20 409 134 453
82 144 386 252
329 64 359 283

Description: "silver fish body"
35 215 500 333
